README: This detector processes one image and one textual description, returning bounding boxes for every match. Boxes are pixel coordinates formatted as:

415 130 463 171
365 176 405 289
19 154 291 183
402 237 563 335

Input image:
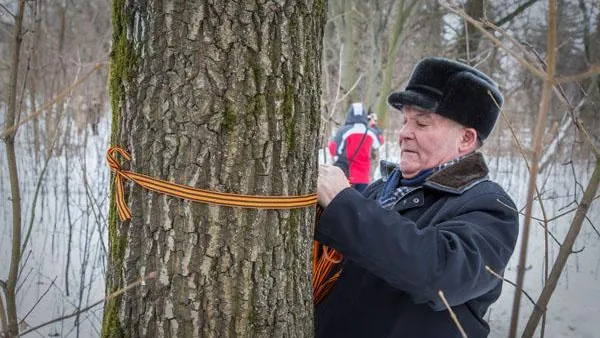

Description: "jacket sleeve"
315 187 519 310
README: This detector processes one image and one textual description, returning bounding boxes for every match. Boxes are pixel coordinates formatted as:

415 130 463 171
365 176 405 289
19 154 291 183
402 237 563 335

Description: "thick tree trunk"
103 1 326 338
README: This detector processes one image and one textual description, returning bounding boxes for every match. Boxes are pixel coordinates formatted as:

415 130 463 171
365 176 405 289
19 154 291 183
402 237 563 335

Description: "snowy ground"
0 118 109 337
487 155 600 338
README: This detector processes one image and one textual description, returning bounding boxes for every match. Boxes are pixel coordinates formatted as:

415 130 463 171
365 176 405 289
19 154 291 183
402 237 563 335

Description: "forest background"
1 0 599 337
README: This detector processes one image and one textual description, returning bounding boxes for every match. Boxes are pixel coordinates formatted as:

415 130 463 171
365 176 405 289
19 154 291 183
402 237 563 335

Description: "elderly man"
315 57 519 338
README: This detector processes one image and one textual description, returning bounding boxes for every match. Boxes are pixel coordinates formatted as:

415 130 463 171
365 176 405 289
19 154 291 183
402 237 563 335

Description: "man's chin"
399 163 419 178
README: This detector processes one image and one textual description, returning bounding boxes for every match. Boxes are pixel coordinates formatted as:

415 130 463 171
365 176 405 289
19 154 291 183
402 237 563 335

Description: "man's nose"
398 123 413 140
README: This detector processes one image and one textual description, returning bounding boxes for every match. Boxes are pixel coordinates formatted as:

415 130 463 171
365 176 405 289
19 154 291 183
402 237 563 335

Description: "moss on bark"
102 0 137 336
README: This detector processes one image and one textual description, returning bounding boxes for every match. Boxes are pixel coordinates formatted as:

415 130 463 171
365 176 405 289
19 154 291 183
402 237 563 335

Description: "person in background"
368 111 384 146
315 57 519 338
328 102 381 193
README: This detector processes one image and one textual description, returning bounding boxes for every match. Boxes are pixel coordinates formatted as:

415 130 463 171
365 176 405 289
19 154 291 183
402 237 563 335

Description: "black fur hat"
387 57 503 141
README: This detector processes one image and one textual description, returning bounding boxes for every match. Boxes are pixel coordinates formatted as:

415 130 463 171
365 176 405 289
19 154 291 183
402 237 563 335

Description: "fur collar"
424 152 489 193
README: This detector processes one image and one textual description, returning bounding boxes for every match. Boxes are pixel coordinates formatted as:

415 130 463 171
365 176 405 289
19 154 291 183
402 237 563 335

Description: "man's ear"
459 127 478 153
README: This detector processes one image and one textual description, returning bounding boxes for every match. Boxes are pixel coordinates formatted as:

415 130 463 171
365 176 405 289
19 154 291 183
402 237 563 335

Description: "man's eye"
417 123 428 127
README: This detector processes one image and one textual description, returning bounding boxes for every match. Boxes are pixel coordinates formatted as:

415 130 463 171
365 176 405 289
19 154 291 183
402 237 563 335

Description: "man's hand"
317 164 351 208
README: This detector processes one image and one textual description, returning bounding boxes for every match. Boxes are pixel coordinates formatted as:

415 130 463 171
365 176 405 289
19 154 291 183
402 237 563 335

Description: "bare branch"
522 160 600 337
16 257 32 294
494 0 540 27
507 0 558 335
496 198 545 223
547 205 578 222
555 65 600 84
3 1 27 336
438 290 468 338
20 135 57 260
320 43 345 155
82 173 109 258
20 272 157 337
0 62 105 139
485 266 539 307
576 122 600 159
439 1 546 79
0 293 8 338
319 41 364 163
536 222 584 253
584 215 600 238
0 3 15 19
335 73 364 108
524 46 600 159
19 277 57 326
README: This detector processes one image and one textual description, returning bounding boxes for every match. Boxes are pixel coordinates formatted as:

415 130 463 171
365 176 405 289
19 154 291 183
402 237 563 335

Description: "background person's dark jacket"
315 153 519 338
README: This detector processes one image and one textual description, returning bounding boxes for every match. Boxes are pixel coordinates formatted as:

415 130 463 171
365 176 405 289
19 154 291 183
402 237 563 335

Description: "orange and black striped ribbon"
312 205 344 305
107 146 341 304
107 146 318 221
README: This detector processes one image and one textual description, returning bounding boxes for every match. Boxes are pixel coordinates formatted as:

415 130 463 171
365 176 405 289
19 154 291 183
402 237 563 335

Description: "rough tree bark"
103 1 326 338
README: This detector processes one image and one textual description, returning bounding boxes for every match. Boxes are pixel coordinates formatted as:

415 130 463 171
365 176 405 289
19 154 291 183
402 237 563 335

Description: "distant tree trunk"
374 0 420 127
456 0 483 63
593 4 600 95
340 0 361 108
103 1 326 338
364 0 395 110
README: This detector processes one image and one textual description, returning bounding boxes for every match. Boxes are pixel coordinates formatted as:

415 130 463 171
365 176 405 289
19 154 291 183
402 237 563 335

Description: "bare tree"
1 1 26 337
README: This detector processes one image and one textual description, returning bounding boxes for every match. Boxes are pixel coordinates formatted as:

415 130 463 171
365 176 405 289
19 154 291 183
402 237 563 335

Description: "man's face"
398 106 465 178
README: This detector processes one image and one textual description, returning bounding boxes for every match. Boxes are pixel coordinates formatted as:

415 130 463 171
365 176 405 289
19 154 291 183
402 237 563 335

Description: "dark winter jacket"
328 103 381 184
315 152 519 338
